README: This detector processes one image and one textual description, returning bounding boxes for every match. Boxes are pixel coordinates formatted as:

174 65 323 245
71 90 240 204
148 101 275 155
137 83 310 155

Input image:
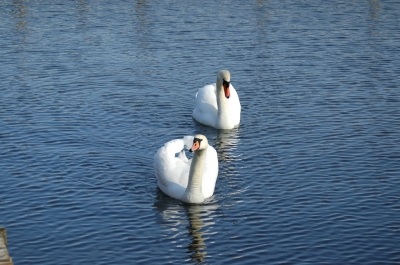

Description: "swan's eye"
223 79 230 88
193 138 203 150
193 138 203 144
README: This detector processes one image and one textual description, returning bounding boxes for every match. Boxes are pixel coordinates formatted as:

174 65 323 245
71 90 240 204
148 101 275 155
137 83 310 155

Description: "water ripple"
1 0 400 264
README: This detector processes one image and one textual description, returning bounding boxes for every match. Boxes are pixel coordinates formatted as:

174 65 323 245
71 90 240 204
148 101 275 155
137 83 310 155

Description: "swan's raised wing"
154 138 191 199
183 135 194 150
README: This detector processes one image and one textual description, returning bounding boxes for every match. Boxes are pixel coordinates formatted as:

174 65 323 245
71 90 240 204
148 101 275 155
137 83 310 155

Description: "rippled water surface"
1 1 400 264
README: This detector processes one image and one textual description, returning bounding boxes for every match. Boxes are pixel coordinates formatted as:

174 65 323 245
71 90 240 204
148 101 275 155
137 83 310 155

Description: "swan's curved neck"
216 83 230 129
181 149 206 203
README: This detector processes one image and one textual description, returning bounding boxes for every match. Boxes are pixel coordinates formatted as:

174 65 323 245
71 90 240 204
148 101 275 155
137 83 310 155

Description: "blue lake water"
1 0 400 264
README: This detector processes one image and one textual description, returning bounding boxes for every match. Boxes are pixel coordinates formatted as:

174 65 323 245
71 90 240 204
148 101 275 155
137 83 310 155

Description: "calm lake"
1 0 400 264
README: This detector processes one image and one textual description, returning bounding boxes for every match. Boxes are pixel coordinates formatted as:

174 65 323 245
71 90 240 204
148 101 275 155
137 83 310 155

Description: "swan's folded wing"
229 85 241 126
193 84 218 127
202 145 219 198
196 84 217 107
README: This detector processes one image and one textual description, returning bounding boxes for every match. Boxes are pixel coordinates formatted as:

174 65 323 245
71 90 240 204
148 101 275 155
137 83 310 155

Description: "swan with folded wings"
193 70 241 129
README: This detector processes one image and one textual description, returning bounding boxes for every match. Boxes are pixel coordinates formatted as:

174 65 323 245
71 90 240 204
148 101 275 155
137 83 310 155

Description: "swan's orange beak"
223 80 230 98
189 141 200 152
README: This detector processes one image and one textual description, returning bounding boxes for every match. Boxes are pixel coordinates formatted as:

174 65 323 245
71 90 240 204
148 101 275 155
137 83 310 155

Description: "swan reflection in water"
153 194 220 264
214 127 241 167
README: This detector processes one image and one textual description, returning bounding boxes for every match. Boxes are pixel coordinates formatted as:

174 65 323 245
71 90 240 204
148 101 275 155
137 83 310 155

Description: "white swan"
193 70 241 129
154 134 218 203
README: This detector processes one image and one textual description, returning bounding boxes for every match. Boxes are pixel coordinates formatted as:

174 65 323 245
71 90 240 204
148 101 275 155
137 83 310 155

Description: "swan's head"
189 134 208 152
217 70 231 99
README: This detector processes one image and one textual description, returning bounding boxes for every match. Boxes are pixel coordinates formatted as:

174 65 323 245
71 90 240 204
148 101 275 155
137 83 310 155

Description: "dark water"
1 0 400 264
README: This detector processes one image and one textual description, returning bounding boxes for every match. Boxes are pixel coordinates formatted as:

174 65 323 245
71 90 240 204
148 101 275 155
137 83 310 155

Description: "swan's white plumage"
154 136 218 202
193 71 241 129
